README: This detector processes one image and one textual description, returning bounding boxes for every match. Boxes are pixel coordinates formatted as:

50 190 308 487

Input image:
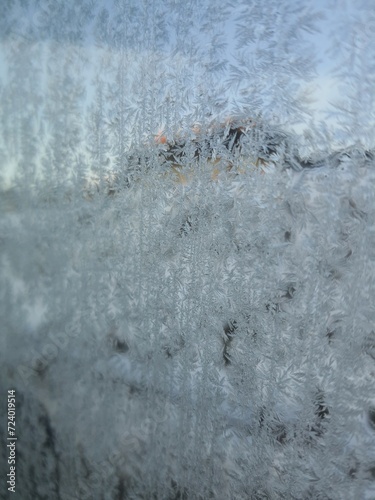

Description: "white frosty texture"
1 153 375 500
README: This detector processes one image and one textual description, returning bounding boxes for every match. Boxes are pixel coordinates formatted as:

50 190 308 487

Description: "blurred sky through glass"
0 0 374 185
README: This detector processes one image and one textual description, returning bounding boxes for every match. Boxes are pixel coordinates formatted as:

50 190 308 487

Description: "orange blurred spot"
171 165 189 184
211 167 220 181
155 129 168 144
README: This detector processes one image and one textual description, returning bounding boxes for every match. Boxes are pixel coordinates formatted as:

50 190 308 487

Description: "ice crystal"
1 1 375 499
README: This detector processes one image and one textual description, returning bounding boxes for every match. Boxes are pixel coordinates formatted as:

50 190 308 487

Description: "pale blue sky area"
0 0 373 185
0 0 370 125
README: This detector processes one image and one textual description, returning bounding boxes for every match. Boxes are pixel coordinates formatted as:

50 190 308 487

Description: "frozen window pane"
1 1 374 499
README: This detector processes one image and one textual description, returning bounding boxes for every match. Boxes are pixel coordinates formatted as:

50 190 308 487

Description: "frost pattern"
1 1 375 499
